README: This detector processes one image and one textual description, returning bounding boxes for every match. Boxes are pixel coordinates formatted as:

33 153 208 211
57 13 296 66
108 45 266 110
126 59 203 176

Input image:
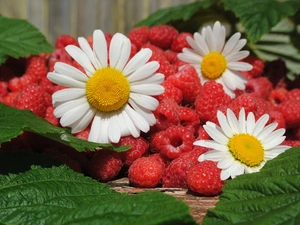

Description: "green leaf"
0 103 129 152
202 147 300 225
0 165 197 225
0 14 54 64
221 0 300 43
135 0 214 28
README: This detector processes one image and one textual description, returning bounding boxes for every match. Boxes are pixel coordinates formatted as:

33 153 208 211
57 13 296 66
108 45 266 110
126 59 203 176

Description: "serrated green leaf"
0 14 54 64
221 0 300 43
135 0 214 28
0 103 129 152
0 165 197 225
202 147 300 225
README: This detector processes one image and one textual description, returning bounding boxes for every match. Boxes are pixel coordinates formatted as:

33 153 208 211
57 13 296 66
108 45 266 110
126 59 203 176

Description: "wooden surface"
0 0 196 44
107 177 219 224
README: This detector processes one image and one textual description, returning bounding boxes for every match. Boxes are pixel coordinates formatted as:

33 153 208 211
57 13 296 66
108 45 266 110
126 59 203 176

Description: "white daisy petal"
227 61 253 71
130 84 164 95
88 113 101 143
130 93 159 111
226 108 240 134
220 170 231 180
193 32 209 54
93 29 108 68
204 124 229 145
186 36 207 56
109 33 130 70
120 109 140 137
54 62 89 82
217 155 234 169
70 108 96 133
256 123 278 141
238 107 246 133
128 99 157 125
54 97 87 118
47 72 86 88
222 32 241 56
178 48 203 63
127 61 160 82
198 140 228 151
252 114 270 137
226 51 250 63
65 45 95 75
123 48 152 75
202 150 225 161
78 37 100 69
130 73 164 85
124 104 149 133
262 129 286 148
217 110 234 137
108 112 121 143
60 101 90 127
52 88 86 103
246 112 256 134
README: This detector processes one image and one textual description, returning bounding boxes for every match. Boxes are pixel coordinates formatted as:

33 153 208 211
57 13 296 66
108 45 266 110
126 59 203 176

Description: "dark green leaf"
221 0 300 43
0 103 129 152
0 14 54 64
0 165 197 225
202 147 300 225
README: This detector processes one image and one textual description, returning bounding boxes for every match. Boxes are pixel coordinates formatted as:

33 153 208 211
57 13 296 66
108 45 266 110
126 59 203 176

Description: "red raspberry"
88 149 123 182
167 65 202 104
39 77 55 94
281 140 300 148
268 110 286 129
187 161 225 196
128 26 149 51
180 147 209 165
178 106 200 133
171 32 193 52
240 55 265 79
73 127 90 140
151 125 194 159
129 44 137 59
229 94 270 120
13 83 47 117
268 88 288 108
43 106 59 126
156 81 183 104
25 56 48 81
283 88 300 102
148 25 178 50
153 98 180 131
142 43 165 55
164 50 179 64
55 34 78 49
148 50 176 78
0 81 8 97
147 153 169 170
162 156 196 188
117 136 149 167
195 125 211 141
243 77 273 99
48 48 73 72
128 157 163 188
195 81 231 123
8 74 36 92
0 91 18 106
278 100 300 128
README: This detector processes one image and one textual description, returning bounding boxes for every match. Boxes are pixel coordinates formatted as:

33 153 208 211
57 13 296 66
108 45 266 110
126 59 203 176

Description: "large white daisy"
195 108 291 180
47 29 164 143
178 21 253 98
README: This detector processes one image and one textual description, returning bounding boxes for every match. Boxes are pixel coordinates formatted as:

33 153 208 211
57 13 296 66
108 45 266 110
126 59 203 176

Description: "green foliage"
202 147 300 225
0 103 129 152
0 14 54 64
0 165 197 225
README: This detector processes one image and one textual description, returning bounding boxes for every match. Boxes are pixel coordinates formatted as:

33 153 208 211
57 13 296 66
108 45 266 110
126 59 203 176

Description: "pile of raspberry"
0 25 300 197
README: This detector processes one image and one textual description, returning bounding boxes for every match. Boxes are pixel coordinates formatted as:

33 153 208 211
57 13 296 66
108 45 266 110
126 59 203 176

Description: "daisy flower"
195 108 291 180
47 29 164 143
178 21 253 98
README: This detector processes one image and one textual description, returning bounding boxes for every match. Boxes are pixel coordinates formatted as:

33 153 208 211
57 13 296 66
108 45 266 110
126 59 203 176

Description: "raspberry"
148 25 178 50
147 153 169 170
148 50 176 78
268 110 286 129
43 92 52 107
229 94 270 120
25 56 48 81
128 26 149 50
55 34 78 49
180 147 209 164
8 74 36 92
48 48 73 72
281 140 300 148
283 88 300 102
268 88 288 108
171 32 193 52
129 44 137 59
74 127 90 140
187 161 225 196
88 149 123 182
13 83 47 117
0 81 8 97
164 50 179 65
153 98 180 130
278 100 300 128
156 81 183 104
178 106 200 132
0 91 18 106
195 81 231 122
43 106 59 126
151 125 194 159
243 77 273 99
117 136 149 167
195 125 211 141
39 77 55 94
241 55 265 79
128 157 163 188
162 156 196 188
142 43 165 55
167 65 202 104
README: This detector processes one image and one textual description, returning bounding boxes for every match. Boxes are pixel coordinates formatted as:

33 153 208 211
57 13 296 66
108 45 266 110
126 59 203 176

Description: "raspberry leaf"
221 0 300 43
0 103 129 152
0 14 54 64
202 147 300 225
0 165 197 225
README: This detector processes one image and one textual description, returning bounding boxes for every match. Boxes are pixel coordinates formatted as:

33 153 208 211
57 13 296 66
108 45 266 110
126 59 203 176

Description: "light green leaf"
202 147 300 225
0 14 54 64
0 165 197 225
221 0 300 43
0 103 129 152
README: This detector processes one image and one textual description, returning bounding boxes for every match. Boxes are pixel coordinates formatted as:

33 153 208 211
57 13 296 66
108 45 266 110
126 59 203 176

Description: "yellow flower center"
85 68 130 112
228 134 264 167
201 52 227 80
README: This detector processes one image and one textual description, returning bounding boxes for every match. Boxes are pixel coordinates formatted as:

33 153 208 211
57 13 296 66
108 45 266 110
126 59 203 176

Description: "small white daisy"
47 29 164 143
178 21 253 98
195 108 291 180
